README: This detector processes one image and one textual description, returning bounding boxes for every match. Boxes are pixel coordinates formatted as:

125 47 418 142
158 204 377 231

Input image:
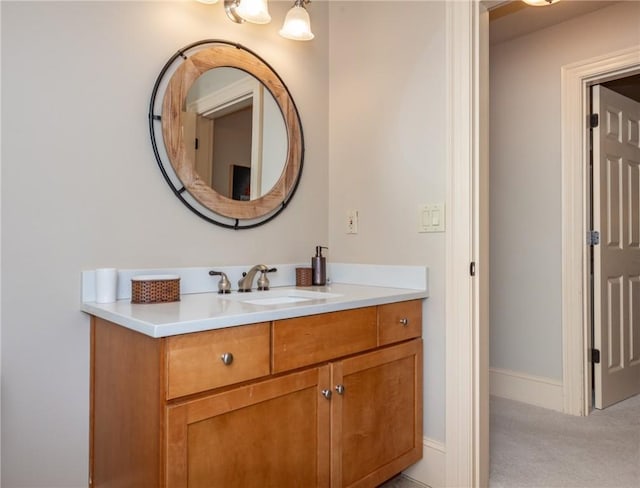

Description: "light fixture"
224 0 271 24
522 0 560 6
201 0 314 41
280 0 314 41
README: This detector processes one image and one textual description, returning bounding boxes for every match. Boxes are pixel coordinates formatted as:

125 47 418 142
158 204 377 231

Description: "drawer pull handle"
220 352 234 365
335 384 345 395
321 389 332 400
399 318 409 326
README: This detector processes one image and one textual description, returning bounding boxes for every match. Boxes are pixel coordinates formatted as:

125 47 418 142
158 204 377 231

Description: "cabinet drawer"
272 307 377 373
166 322 270 399
378 300 422 346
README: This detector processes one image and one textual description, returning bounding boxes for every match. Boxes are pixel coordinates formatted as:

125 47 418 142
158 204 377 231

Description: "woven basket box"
131 275 180 304
295 267 313 287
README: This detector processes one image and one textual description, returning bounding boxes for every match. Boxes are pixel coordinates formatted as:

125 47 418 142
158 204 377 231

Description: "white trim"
186 76 258 116
403 438 446 488
476 6 491 488
560 45 640 417
490 368 564 412
445 1 488 487
249 84 264 200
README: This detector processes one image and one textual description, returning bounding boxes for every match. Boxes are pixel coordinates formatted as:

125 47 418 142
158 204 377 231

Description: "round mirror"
149 40 304 229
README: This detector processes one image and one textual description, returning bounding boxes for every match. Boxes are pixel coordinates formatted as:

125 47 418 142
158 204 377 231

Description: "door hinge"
587 230 600 246
195 137 199 150
589 113 599 128
591 348 601 364
470 261 476 277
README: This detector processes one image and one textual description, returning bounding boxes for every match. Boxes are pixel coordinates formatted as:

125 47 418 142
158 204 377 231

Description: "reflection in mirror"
184 68 287 201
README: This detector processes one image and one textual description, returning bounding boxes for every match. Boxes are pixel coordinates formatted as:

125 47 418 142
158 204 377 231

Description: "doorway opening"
588 73 640 410
560 46 640 417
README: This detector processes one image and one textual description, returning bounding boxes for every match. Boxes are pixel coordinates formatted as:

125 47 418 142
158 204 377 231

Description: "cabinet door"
166 366 331 488
331 340 423 488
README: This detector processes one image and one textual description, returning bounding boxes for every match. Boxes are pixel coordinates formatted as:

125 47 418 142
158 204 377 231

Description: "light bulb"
522 0 560 6
279 5 314 41
236 0 271 24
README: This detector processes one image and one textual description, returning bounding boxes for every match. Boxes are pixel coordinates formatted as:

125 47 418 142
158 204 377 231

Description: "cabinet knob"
220 352 234 365
399 318 409 326
321 389 332 400
335 384 345 395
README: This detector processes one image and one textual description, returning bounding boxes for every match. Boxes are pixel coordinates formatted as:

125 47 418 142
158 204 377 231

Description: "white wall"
490 1 640 380
328 1 447 442
1 1 329 485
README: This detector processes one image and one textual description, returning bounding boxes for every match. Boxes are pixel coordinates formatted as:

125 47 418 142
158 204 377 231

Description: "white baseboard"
403 437 446 488
490 367 563 412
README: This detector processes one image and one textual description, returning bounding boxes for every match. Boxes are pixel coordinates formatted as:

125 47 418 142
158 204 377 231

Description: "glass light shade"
236 0 271 24
522 0 560 6
196 0 219 4
279 5 314 41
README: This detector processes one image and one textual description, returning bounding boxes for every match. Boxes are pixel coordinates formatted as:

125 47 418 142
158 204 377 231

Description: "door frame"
449 8 640 487
445 1 489 486
560 45 640 416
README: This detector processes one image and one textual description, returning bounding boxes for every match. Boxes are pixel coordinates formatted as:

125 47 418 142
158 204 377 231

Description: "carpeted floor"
490 394 640 487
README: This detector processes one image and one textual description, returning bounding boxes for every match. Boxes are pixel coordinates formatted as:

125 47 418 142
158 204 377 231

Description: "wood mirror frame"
149 40 304 229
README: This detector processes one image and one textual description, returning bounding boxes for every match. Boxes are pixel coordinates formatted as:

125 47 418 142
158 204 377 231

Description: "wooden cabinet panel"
166 366 331 488
90 317 165 487
166 322 270 399
272 307 377 373
331 340 423 488
377 300 422 346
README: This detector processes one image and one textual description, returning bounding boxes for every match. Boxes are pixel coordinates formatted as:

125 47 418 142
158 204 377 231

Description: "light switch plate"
418 203 445 233
347 210 359 234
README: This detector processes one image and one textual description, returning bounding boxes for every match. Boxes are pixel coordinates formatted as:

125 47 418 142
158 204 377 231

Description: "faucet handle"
209 270 231 294
256 267 277 291
257 271 270 291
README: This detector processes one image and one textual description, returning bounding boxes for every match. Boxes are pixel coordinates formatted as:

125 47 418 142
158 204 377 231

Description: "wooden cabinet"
90 299 423 488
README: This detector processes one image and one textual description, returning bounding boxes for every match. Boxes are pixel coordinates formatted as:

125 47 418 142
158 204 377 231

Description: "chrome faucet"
238 265 277 292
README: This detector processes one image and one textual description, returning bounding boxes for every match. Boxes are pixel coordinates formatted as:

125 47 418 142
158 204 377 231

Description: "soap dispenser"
312 246 328 286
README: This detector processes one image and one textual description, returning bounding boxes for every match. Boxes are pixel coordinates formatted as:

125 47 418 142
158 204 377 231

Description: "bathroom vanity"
84 281 426 488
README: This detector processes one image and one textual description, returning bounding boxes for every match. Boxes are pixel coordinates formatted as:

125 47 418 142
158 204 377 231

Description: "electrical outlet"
347 210 359 234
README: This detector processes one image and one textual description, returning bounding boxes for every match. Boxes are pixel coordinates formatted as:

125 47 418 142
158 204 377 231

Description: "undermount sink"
222 289 343 306
242 296 313 305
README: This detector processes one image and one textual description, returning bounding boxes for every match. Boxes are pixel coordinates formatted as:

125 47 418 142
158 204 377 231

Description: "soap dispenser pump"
312 246 328 286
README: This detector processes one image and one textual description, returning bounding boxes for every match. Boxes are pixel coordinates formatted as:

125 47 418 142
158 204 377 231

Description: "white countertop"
81 283 427 338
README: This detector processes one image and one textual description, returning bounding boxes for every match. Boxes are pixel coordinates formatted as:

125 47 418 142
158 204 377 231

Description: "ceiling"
488 1 640 101
603 74 640 103
489 1 617 45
